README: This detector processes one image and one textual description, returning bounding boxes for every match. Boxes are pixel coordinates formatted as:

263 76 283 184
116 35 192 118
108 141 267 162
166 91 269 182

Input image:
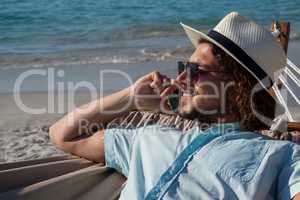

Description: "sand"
0 92 66 163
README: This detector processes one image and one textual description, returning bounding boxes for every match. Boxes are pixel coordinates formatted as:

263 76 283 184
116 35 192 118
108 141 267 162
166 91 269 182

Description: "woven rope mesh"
106 111 300 143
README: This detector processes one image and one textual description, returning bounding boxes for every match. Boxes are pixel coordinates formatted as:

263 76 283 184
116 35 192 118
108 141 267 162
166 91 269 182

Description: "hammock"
273 58 300 122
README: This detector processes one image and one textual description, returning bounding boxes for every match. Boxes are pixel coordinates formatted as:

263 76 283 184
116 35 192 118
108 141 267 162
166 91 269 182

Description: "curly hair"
199 39 277 131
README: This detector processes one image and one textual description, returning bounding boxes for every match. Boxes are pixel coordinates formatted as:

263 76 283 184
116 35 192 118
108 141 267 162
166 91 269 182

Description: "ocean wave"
2 29 300 71
0 46 194 71
1 25 299 71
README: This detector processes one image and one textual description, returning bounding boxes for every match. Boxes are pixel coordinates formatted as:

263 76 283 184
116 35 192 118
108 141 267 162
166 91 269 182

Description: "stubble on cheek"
178 92 221 120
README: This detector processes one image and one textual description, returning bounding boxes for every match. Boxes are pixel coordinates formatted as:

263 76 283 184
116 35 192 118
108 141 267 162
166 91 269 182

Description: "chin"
178 94 220 121
178 104 201 120
178 103 219 123
179 111 198 120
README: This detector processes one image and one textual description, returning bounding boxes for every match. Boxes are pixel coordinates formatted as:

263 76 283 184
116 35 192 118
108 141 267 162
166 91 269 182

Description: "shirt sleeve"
104 128 137 177
278 144 300 200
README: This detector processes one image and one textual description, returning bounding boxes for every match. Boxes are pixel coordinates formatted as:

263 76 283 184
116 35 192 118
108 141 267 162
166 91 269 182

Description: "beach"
1 0 300 163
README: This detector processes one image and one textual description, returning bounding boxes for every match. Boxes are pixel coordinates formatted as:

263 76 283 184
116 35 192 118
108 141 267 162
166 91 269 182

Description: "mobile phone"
168 89 180 112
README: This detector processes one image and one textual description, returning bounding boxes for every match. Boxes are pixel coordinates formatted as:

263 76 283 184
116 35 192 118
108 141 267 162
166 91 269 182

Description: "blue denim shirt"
104 123 300 200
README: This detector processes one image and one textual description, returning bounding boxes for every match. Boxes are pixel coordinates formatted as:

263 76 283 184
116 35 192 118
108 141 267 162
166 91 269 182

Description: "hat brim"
180 22 272 90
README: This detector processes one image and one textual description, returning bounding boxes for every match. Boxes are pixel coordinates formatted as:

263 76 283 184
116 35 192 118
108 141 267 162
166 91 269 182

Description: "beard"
178 107 221 123
176 87 234 123
178 97 230 123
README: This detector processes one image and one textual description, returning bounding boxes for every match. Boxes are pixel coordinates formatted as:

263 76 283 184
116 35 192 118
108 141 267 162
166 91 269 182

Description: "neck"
215 113 239 124
182 112 239 125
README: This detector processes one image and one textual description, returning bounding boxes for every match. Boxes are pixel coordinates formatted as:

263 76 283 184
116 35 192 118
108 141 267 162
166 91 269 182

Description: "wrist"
124 86 136 111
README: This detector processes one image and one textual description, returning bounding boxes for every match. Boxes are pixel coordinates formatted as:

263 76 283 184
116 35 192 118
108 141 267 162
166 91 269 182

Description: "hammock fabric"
107 111 300 143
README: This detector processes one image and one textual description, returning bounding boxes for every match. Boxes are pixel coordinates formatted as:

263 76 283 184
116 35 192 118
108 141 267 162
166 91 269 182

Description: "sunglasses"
169 61 226 112
168 61 227 112
177 61 227 79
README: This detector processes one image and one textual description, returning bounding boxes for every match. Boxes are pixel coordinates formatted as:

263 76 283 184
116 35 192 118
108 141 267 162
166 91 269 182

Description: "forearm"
49 70 172 162
49 86 134 144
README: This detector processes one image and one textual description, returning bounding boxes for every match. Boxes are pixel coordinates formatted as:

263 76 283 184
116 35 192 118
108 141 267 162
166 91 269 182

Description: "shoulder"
131 125 202 154
249 134 300 166
136 125 202 139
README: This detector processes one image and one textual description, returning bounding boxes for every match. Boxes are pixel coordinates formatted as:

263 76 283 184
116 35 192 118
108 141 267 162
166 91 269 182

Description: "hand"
132 70 186 113
132 70 170 112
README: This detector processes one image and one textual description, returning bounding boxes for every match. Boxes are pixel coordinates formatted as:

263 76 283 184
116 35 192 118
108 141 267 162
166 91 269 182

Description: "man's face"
178 42 232 119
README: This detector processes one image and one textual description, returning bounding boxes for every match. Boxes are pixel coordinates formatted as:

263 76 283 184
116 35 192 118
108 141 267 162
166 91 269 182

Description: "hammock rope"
273 58 300 122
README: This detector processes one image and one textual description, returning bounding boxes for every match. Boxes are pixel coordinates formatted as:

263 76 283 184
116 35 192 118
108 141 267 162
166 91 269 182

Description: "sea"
1 0 300 71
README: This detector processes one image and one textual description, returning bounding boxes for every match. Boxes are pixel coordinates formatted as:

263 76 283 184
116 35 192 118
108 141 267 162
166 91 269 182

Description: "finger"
177 71 187 81
159 75 171 91
171 79 187 91
160 95 175 114
161 75 171 84
152 71 163 84
163 101 174 114
160 79 188 98
150 71 163 89
152 73 172 94
160 85 177 97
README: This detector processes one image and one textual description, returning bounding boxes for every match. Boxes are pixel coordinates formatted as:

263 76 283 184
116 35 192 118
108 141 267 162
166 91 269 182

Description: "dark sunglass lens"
177 61 185 75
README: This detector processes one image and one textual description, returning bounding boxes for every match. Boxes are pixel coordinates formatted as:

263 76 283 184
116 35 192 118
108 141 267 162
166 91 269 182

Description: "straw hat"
181 12 286 89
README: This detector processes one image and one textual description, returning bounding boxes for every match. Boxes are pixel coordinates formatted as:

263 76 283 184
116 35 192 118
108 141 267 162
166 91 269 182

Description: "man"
50 12 300 199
